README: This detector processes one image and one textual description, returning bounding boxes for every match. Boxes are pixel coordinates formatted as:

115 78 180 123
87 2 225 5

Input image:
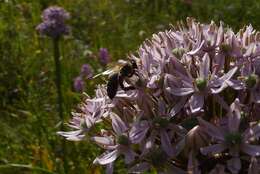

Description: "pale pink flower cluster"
59 18 260 173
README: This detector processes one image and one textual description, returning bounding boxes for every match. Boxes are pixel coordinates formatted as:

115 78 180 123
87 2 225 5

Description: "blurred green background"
1 0 260 173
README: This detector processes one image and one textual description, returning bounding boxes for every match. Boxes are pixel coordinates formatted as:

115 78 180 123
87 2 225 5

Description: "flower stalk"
53 37 68 174
36 6 70 174
53 38 63 123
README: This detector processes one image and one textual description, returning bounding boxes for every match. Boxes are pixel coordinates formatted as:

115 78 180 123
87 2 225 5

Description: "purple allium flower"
80 64 93 78
36 6 70 39
59 18 260 173
73 76 84 92
99 48 110 65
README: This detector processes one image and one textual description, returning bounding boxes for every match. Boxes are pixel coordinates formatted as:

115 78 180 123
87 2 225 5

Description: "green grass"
1 0 260 173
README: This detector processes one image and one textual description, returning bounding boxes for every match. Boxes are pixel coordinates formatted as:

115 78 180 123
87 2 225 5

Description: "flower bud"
152 117 169 129
148 148 168 168
245 74 258 88
224 132 242 146
117 135 130 146
172 48 186 58
195 78 207 91
220 44 232 53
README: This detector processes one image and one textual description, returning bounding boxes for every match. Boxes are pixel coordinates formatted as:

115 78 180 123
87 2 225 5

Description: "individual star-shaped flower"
198 99 260 173
92 113 139 174
165 53 237 113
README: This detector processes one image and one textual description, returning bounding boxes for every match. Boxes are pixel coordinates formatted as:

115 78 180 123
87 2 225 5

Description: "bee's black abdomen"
107 73 119 99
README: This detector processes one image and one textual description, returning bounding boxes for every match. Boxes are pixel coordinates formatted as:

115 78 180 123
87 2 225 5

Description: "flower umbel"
59 18 260 174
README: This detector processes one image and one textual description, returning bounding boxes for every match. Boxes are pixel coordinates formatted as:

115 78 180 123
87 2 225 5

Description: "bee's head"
130 59 137 69
120 63 133 77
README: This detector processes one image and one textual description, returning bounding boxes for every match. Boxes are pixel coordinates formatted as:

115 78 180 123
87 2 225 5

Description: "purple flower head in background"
36 6 70 39
99 48 110 65
73 76 84 92
42 6 70 22
80 64 93 78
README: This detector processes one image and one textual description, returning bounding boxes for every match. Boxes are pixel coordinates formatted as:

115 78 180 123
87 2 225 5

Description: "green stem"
0 164 57 174
53 38 63 125
212 96 216 118
53 38 68 174
205 95 213 121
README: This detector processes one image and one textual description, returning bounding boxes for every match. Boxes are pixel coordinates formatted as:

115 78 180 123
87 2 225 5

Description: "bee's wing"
93 61 125 78
93 69 115 78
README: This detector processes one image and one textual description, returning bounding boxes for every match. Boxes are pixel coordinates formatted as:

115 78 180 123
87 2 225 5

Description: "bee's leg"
133 70 139 76
119 75 135 91
127 69 138 78
127 70 135 78
122 86 135 91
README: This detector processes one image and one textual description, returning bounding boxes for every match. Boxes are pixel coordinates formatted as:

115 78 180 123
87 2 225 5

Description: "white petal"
189 93 204 113
110 113 128 135
197 117 225 141
200 144 226 155
166 87 194 96
94 150 119 165
200 53 210 78
91 136 114 146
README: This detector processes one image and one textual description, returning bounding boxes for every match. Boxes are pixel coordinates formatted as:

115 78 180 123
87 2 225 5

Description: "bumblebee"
106 59 138 99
